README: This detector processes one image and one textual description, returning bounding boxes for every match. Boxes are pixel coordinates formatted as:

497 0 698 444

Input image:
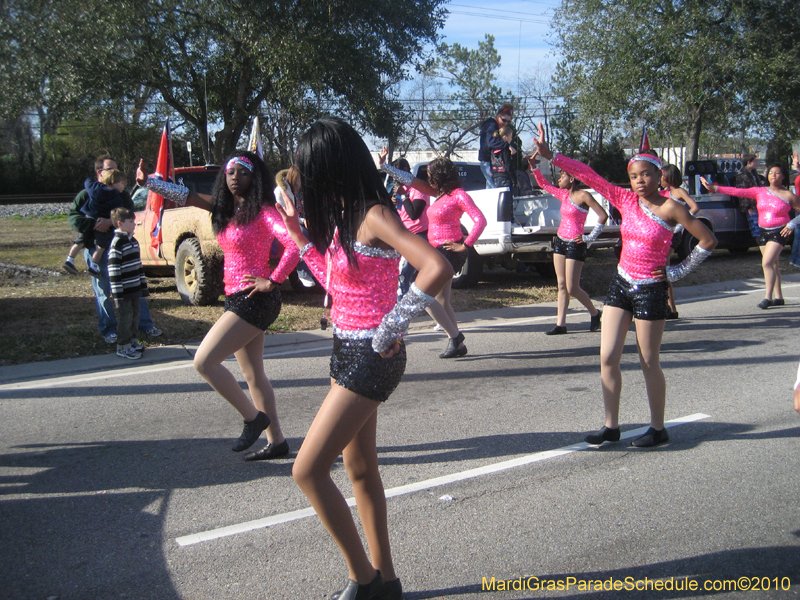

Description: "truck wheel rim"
183 257 197 290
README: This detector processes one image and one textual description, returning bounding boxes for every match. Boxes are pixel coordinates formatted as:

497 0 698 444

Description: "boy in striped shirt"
107 207 149 359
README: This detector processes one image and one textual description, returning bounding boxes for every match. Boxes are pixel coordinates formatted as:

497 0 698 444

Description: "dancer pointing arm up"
534 123 716 448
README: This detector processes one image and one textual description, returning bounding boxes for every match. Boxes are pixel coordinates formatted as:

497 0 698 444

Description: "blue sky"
435 0 562 94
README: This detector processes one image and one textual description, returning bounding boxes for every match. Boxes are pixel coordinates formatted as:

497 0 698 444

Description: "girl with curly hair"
136 151 299 460
381 156 487 358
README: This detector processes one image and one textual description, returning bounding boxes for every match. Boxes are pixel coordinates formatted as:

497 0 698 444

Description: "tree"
403 34 511 158
549 0 795 167
128 0 446 163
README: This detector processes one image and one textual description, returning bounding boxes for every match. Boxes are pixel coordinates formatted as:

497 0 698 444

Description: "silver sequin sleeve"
582 222 605 243
380 164 414 186
371 283 435 354
666 245 712 282
785 214 800 230
145 176 189 206
299 242 315 258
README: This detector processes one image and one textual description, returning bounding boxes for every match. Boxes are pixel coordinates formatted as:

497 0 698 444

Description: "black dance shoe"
331 571 384 600
666 311 679 320
584 426 621 445
439 332 467 359
545 325 567 335
377 578 403 600
590 310 602 332
772 298 785 306
243 439 289 461
232 411 270 452
757 299 773 309
631 427 669 448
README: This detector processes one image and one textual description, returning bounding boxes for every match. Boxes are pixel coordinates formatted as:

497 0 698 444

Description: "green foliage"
550 0 799 166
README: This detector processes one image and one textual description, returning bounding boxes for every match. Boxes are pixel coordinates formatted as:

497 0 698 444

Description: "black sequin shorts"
330 335 407 403
224 288 282 331
436 242 467 273
605 273 669 321
758 226 784 246
553 236 587 262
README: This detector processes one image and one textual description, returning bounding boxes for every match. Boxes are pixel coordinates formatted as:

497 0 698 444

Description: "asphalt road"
1 275 799 600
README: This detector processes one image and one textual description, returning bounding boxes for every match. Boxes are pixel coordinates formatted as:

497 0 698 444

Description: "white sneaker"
433 324 443 331
116 345 142 360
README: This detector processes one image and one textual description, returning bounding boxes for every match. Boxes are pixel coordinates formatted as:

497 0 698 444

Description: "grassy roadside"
0 215 774 366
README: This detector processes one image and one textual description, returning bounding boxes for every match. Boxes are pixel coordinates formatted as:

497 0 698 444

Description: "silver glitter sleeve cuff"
145 176 189 206
380 164 414 186
582 222 605 243
666 245 712 282
785 215 800 230
371 283 435 354
299 242 314 258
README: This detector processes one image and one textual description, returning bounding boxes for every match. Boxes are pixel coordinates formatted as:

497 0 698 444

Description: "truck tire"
676 231 698 261
175 237 223 306
451 245 482 289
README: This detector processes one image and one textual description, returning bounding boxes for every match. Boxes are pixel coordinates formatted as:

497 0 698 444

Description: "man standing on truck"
478 103 515 188
735 153 765 239
68 155 163 344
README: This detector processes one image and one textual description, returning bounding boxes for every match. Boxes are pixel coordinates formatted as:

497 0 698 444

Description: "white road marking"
175 413 710 547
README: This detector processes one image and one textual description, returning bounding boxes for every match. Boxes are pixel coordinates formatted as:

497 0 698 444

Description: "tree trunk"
685 103 703 169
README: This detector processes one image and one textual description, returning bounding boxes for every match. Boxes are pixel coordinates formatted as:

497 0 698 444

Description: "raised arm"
274 190 328 289
531 168 562 198
700 177 759 201
380 163 438 197
135 158 213 211
266 208 300 283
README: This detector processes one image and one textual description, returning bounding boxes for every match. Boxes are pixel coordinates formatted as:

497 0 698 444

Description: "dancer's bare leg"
425 279 460 338
233 331 285 444
193 312 262 420
634 318 667 430
762 241 783 301
553 254 569 326
343 409 397 581
564 258 598 316
599 306 633 428
292 383 382 584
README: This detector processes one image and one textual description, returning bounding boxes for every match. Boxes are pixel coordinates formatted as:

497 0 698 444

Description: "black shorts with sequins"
330 335 407 403
224 288 282 331
758 226 784 246
553 236 587 262
604 273 669 321
436 242 467 273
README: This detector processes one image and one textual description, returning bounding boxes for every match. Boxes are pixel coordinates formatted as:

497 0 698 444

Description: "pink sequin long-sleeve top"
217 206 300 295
552 154 675 281
714 185 792 229
302 239 400 334
426 188 487 248
533 169 589 240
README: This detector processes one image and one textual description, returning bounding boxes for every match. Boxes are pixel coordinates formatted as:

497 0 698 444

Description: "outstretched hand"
135 159 148 186
699 177 715 192
533 122 553 160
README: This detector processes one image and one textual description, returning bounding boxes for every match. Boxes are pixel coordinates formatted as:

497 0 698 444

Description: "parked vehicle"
407 161 621 287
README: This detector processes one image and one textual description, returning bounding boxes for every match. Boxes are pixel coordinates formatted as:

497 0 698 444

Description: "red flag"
638 125 650 153
149 118 174 250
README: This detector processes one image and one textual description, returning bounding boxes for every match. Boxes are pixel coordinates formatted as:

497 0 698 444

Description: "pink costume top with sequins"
714 185 792 229
426 188 487 248
552 154 675 282
398 186 430 234
532 169 589 240
216 206 300 295
302 239 400 335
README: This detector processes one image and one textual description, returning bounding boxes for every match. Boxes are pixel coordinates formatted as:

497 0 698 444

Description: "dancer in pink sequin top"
383 157 487 358
217 205 298 295
301 236 401 333
276 118 451 600
702 163 800 308
534 122 716 449
530 159 608 335
136 151 298 461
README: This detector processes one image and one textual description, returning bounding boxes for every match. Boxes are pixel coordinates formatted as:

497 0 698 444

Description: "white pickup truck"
408 161 621 288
